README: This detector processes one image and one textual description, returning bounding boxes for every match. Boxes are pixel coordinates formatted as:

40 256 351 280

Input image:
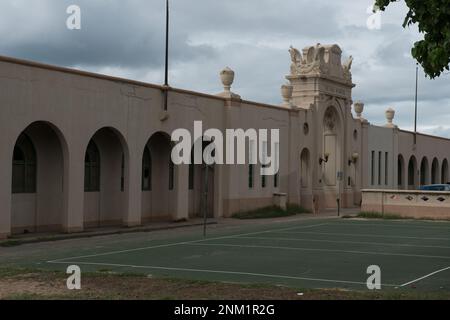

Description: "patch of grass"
357 212 404 220
232 204 311 220
0 267 43 278
354 212 450 222
0 240 22 248
286 204 311 214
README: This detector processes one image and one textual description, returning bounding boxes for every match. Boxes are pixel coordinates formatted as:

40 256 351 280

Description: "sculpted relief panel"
289 44 353 83
324 107 338 133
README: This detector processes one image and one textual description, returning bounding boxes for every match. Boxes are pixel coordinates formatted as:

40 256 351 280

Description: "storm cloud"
0 0 449 136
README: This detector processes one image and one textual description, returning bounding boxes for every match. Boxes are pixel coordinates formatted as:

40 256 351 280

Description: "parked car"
420 184 450 191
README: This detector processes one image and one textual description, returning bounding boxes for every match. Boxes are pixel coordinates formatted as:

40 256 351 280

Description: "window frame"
12 134 37 194
142 146 152 191
84 141 100 192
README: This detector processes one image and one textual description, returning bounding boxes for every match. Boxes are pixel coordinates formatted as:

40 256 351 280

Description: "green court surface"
5 218 450 291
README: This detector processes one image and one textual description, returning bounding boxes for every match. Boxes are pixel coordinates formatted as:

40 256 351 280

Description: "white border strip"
188 243 450 260
400 266 450 287
331 222 450 231
47 223 329 263
276 231 450 241
237 236 450 249
47 260 398 287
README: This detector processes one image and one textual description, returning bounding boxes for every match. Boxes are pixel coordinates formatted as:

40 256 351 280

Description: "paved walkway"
0 207 360 246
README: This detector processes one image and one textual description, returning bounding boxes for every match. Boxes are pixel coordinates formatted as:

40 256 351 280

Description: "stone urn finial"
385 107 397 128
281 83 293 108
220 67 235 92
354 101 365 119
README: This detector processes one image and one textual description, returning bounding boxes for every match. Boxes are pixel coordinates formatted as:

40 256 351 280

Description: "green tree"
375 0 450 78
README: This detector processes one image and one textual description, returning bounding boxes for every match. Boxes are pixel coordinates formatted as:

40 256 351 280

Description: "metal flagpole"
202 147 214 238
163 0 170 111
202 164 210 238
414 63 419 145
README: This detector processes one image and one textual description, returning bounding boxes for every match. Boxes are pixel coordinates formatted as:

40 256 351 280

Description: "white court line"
275 231 450 241
329 222 450 231
400 266 450 287
47 223 329 263
188 243 450 260
237 236 450 249
47 260 398 287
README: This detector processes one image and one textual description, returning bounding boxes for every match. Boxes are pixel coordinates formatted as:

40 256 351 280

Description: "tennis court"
42 218 450 291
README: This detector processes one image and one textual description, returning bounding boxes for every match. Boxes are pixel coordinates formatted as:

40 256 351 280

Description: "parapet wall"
362 189 450 220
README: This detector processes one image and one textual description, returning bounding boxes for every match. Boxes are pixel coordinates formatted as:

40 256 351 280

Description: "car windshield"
422 185 446 191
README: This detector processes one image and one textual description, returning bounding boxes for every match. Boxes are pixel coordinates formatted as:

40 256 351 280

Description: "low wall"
362 189 450 220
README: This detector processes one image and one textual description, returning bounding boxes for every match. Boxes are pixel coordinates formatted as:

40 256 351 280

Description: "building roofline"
364 123 450 143
0 55 228 102
399 129 450 143
0 55 295 111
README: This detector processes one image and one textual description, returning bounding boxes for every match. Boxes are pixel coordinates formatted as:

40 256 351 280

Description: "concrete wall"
362 189 450 220
365 125 396 189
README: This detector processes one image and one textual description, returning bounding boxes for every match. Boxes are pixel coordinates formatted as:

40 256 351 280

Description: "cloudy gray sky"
1 0 449 136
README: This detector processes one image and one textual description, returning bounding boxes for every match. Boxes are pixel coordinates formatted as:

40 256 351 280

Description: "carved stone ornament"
324 107 338 132
289 46 304 76
342 55 353 82
301 43 326 74
288 44 353 83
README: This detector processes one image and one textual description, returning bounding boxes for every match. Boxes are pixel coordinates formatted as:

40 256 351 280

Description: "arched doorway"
141 132 175 222
11 122 66 235
431 158 440 185
420 157 430 186
83 128 128 228
188 139 215 219
300 148 312 209
300 149 311 189
408 156 417 190
397 155 405 189
322 106 342 208
442 159 449 184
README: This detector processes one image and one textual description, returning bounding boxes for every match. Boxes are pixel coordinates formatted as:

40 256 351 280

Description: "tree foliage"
375 0 450 78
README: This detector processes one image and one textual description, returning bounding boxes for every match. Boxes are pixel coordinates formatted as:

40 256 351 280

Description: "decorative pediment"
289 44 353 83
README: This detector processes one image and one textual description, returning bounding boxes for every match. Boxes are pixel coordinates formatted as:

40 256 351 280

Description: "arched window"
420 158 429 186
12 134 36 194
431 158 439 185
397 155 404 188
189 150 195 190
249 164 254 189
274 172 279 188
261 141 268 188
442 159 449 184
142 146 152 191
169 159 175 190
121 153 125 192
408 156 417 189
84 141 100 192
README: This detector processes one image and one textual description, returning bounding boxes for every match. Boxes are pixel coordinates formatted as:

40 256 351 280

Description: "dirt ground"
1 269 449 300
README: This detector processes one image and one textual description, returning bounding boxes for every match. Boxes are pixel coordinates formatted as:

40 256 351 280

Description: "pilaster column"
62 150 84 233
174 163 189 220
0 144 12 239
123 150 142 227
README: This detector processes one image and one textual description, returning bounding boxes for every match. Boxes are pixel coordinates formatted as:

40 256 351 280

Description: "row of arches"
10 122 213 235
398 155 449 189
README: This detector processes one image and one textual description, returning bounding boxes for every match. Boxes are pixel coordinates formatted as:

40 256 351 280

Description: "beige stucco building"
1 43 449 239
